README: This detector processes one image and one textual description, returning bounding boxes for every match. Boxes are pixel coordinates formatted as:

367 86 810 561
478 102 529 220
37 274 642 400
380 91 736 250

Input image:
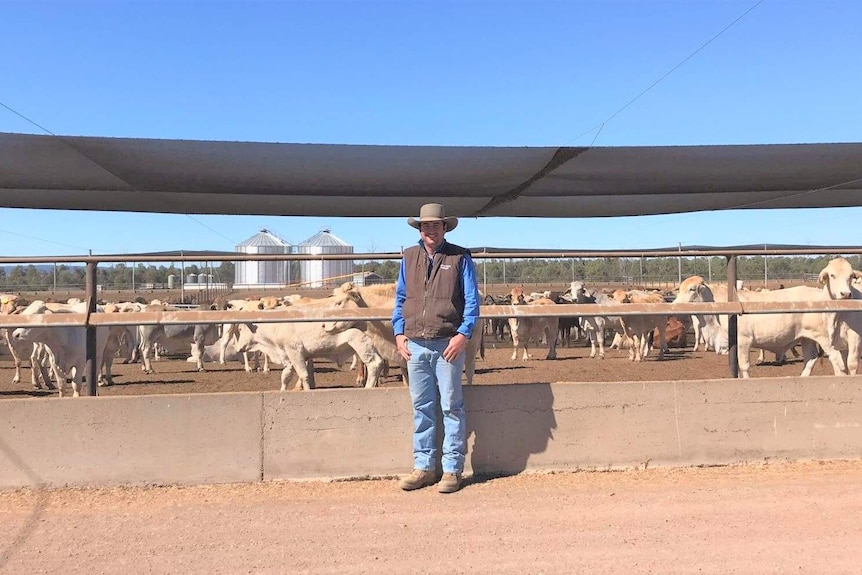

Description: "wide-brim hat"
407 203 459 231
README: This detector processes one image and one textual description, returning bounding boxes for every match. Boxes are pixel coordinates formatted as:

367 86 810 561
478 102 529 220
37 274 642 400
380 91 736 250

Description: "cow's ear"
853 270 862 280
818 268 829 284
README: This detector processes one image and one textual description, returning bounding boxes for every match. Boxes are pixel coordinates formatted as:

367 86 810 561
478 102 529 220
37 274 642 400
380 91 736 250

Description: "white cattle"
138 302 221 373
218 298 283 373
675 278 805 360
231 318 384 391
99 302 147 385
5 332 59 391
674 276 709 352
675 266 855 377
673 276 727 354
219 295 363 377
103 301 146 362
570 281 624 360
328 282 486 385
728 258 859 378
734 288 844 378
4 296 116 390
326 283 406 384
1 294 51 388
838 287 862 375
11 301 110 397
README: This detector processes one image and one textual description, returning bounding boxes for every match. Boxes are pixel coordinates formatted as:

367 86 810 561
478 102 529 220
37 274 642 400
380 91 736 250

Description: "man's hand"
443 333 468 363
396 334 411 361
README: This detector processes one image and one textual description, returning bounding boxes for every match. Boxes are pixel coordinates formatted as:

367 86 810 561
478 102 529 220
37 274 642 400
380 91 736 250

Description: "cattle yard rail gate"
2 246 862 396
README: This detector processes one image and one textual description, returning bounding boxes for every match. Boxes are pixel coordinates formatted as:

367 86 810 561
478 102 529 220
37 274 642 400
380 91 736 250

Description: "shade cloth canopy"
2 132 861 218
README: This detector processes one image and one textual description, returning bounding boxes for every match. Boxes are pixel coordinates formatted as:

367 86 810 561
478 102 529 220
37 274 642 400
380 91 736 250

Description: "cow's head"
209 297 229 311
611 289 629 303
673 276 712 304
230 322 258 354
325 289 366 333
570 282 593 304
260 296 281 310
510 286 526 305
0 294 26 315
818 257 860 300
11 301 51 341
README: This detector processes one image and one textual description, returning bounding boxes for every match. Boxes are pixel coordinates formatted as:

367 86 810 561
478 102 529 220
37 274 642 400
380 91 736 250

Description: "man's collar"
418 238 448 254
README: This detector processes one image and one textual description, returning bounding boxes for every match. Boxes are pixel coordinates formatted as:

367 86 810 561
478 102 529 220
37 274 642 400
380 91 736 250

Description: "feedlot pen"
0 342 816 398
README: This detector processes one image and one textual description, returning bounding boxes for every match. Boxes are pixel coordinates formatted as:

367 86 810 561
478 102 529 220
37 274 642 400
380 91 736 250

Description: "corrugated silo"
297 228 353 288
234 229 292 288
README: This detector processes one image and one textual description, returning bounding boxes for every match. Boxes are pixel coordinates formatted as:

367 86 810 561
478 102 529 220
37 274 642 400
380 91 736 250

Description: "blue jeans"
406 338 467 474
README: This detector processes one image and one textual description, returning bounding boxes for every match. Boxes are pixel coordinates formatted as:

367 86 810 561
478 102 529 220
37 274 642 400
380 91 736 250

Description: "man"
393 203 480 494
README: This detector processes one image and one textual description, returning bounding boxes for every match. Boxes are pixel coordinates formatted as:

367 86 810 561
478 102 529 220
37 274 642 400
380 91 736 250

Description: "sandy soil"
2 460 861 574
0 338 816 399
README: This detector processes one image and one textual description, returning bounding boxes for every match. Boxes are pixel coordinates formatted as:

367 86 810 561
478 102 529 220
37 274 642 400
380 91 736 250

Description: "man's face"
419 220 446 250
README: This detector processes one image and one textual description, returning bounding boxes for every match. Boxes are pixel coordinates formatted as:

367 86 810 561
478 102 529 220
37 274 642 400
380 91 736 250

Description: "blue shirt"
392 239 481 339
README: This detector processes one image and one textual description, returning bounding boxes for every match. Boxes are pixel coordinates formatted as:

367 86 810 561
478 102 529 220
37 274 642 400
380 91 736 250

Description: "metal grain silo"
234 229 292 288
297 228 354 288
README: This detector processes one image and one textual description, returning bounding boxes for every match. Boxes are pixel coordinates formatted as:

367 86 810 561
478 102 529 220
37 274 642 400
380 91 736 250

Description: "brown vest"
401 242 468 339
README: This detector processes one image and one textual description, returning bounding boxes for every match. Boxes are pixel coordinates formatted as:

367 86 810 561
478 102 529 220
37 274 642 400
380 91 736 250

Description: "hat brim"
408 216 458 232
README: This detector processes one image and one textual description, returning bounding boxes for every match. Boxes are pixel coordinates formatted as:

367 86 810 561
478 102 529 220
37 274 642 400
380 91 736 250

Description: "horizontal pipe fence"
4 301 862 330
2 247 862 393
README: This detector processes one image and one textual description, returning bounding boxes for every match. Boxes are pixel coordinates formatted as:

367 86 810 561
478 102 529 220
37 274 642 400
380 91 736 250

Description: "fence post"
85 261 99 396
726 255 739 378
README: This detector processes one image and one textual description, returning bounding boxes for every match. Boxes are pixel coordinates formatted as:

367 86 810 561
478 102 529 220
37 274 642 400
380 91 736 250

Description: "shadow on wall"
465 383 557 478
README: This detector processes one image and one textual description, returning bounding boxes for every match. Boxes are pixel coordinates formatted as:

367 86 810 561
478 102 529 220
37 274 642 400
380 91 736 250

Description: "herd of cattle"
2 256 862 398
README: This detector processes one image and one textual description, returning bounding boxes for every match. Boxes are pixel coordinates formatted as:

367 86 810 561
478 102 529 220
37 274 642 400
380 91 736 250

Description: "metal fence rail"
4 301 862 330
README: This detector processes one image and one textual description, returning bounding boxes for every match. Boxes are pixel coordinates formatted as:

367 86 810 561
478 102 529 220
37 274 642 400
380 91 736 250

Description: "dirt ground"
1 460 861 574
0 337 816 399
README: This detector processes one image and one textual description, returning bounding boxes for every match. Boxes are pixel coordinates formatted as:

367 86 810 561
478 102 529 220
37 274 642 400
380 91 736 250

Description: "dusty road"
2 460 861 574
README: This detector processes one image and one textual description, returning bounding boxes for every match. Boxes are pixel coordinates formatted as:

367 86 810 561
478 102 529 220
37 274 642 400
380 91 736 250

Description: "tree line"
366 255 862 287
2 255 858 292
0 262 236 291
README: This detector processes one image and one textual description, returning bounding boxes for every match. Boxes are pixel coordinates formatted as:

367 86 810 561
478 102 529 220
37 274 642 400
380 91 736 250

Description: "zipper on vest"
422 290 428 338
421 253 430 338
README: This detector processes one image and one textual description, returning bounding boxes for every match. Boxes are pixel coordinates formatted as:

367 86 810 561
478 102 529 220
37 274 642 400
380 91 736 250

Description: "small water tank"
167 274 176 289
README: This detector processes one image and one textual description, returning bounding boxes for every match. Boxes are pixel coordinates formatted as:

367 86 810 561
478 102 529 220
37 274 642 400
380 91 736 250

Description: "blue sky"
2 0 861 257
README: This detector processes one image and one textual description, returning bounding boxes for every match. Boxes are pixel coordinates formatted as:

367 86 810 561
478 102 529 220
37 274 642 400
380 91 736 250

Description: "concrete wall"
2 377 861 488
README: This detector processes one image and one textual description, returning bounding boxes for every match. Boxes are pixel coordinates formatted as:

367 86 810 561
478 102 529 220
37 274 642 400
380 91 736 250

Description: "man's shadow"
464 383 557 484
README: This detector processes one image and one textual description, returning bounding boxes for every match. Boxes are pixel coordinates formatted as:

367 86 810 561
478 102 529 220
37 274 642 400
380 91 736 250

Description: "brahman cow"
11 301 110 397
679 258 860 378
